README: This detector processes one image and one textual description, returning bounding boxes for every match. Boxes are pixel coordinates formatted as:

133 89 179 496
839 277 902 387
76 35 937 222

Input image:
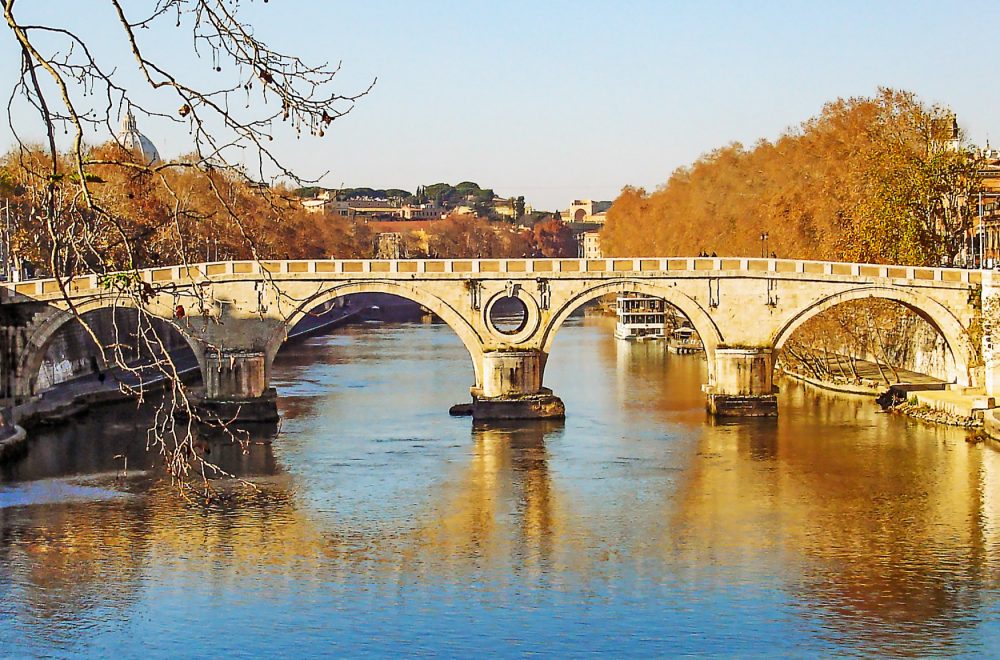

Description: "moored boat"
667 325 704 354
614 294 666 341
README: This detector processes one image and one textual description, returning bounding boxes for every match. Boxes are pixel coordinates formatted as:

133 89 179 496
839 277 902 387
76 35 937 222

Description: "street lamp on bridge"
760 232 769 259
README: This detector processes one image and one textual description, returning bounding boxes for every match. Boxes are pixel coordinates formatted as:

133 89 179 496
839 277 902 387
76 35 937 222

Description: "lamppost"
760 232 768 259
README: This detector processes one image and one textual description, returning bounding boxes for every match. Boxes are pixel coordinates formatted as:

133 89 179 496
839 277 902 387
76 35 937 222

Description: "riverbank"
778 368 883 396
780 364 995 429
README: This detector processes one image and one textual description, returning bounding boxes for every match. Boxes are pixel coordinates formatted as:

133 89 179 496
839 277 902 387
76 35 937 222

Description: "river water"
1 314 998 656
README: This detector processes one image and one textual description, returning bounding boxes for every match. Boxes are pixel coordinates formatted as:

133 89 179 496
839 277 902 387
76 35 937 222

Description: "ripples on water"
0 315 998 656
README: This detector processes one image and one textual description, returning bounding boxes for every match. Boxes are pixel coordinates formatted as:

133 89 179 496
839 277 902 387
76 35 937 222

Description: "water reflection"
675 382 1000 654
0 316 997 655
0 403 281 483
408 421 561 575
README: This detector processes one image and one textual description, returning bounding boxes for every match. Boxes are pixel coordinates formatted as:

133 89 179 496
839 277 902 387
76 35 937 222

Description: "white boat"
614 294 667 341
667 325 704 354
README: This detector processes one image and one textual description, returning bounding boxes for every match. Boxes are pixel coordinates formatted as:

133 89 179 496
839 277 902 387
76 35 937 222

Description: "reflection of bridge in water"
0 257 988 420
3 383 998 656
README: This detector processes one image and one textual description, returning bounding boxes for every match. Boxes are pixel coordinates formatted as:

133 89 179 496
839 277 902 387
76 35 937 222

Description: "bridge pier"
470 350 565 420
195 348 278 423
705 348 778 417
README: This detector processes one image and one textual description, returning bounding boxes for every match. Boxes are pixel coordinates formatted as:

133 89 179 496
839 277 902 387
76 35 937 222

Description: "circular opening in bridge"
489 296 528 335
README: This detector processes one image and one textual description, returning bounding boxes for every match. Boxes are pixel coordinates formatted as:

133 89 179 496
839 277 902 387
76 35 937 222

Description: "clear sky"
3 1 1000 210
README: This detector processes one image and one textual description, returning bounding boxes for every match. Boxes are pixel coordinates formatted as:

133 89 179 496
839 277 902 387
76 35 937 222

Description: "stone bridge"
0 256 988 421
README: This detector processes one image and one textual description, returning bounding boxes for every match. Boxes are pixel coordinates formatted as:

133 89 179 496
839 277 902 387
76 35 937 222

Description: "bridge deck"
1 257 981 302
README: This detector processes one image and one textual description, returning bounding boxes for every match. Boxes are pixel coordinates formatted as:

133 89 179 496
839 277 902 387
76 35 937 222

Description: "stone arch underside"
270 280 486 386
771 286 974 386
540 279 723 385
17 298 205 399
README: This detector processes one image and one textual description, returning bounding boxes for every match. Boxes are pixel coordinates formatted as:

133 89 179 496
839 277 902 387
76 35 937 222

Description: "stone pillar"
470 350 564 420
705 347 778 417
196 348 278 423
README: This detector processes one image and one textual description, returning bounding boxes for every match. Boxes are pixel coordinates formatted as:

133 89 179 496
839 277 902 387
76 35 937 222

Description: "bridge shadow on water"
0 398 282 485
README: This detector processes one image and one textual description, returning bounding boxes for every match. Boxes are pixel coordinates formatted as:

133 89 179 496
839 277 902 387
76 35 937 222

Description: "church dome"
117 111 160 165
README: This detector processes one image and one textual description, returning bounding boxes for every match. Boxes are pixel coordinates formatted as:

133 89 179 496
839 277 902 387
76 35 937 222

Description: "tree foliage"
422 213 528 258
601 89 982 266
422 181 494 205
529 217 576 257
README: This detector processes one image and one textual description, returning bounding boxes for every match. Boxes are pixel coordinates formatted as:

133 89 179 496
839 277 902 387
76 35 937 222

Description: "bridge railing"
1 257 982 299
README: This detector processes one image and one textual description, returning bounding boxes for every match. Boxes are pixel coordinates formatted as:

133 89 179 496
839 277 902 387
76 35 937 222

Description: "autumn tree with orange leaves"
528 217 576 258
601 89 981 267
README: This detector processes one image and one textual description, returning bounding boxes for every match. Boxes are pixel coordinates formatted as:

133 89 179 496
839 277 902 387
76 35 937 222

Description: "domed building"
116 111 160 165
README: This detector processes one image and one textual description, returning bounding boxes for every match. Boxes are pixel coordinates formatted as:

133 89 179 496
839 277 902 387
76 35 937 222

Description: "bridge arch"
771 285 975 386
16 298 205 400
270 280 487 385
540 279 723 385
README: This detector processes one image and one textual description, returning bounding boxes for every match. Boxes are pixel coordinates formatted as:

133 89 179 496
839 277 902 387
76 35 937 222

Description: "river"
1 314 998 656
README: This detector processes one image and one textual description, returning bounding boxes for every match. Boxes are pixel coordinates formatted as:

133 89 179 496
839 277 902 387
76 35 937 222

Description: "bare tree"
2 0 373 491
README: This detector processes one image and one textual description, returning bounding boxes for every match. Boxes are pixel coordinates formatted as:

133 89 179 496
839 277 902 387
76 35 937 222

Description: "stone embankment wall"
36 309 191 392
884 317 951 382
781 309 954 386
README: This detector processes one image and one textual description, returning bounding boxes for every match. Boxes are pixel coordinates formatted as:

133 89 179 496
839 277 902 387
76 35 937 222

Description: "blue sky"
2 1 1000 210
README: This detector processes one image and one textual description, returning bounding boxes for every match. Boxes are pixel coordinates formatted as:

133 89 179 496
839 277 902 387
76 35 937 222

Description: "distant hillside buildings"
561 199 611 224
556 199 609 258
302 191 448 220
299 186 610 259
299 187 536 223
578 231 602 259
